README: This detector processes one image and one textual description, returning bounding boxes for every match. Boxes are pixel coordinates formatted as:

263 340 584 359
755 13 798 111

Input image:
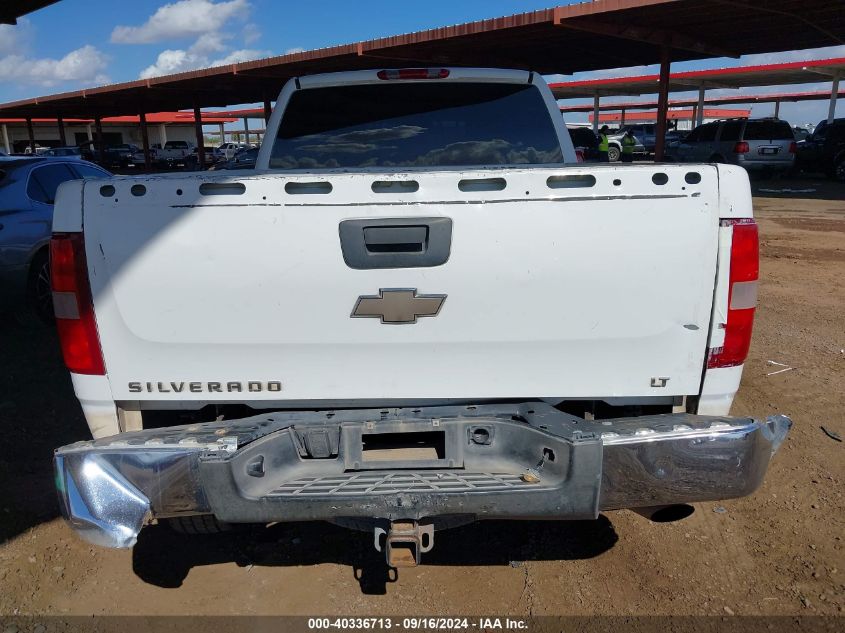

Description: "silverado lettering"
127 381 282 393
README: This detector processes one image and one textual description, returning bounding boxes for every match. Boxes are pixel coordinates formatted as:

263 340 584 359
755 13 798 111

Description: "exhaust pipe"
632 504 695 523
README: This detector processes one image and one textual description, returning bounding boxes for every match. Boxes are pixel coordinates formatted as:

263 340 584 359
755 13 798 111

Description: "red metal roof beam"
554 18 739 59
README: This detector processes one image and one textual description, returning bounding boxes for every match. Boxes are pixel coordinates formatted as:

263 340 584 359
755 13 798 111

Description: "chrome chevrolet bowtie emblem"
351 289 446 324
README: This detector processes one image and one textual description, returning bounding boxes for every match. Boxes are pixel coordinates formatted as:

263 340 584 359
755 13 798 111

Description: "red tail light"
733 141 750 154
377 68 450 80
788 141 797 153
707 219 758 369
50 233 105 375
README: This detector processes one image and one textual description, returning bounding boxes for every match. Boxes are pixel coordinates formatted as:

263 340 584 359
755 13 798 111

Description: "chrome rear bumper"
54 404 791 549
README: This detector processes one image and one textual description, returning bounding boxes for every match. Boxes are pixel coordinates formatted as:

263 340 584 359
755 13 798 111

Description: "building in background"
1 112 237 154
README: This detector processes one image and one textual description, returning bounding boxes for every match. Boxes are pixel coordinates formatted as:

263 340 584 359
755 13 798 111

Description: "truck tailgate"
82 165 720 402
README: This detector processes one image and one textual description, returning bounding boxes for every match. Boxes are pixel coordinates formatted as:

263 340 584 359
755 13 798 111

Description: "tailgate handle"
339 218 452 269
363 226 427 253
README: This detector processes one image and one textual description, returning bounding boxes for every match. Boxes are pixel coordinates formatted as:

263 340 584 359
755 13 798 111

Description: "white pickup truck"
51 67 790 567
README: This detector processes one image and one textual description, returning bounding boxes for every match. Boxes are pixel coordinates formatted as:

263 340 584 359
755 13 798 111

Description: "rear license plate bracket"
342 419 463 470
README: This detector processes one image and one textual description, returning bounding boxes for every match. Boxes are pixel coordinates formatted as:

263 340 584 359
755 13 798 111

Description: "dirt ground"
0 177 842 618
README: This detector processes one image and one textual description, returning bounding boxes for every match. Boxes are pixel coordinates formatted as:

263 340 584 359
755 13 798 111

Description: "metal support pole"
1 123 10 154
264 98 272 123
86 123 93 141
828 73 840 124
158 123 167 146
193 99 205 169
620 109 626 127
57 114 67 146
139 111 151 172
654 46 671 162
26 117 36 154
94 116 104 163
592 94 600 133
696 84 705 127
218 123 225 143
774 100 780 118
243 117 250 145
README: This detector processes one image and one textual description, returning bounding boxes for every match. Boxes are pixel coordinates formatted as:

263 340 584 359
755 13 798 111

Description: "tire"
14 250 53 327
834 157 845 182
165 514 232 535
607 146 620 162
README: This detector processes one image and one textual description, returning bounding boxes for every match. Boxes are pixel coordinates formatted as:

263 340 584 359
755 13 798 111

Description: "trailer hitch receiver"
374 520 434 567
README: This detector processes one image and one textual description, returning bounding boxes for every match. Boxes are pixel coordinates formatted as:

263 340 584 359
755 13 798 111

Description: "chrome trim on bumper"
599 414 791 511
54 407 791 549
55 454 150 548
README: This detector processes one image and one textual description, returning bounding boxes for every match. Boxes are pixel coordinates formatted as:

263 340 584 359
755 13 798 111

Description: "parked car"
23 145 50 156
184 146 218 171
101 144 141 169
588 127 647 162
567 126 599 161
215 142 250 161
129 143 166 166
76 140 102 163
79 141 141 167
605 128 644 160
794 118 845 181
50 67 789 566
41 146 82 159
792 126 812 141
156 140 195 167
0 157 110 324
209 146 258 170
614 124 683 155
666 118 795 176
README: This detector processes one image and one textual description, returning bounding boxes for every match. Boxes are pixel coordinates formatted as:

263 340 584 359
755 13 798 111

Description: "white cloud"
284 47 305 55
111 0 250 44
242 22 260 46
139 49 191 78
0 24 25 56
211 48 267 65
189 32 230 56
0 45 109 87
140 44 268 78
126 0 273 78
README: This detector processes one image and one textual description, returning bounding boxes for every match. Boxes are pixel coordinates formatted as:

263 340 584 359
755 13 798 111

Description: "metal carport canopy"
558 89 838 112
550 57 845 98
552 55 845 131
0 0 60 25
1 0 844 119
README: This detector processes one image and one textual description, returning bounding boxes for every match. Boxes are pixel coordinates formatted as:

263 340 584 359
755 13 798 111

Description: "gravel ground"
0 177 842 618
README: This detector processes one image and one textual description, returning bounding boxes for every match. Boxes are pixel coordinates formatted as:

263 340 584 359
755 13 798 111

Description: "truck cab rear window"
270 82 563 169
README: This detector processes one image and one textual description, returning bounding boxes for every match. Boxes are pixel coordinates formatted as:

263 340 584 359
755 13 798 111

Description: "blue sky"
0 0 841 127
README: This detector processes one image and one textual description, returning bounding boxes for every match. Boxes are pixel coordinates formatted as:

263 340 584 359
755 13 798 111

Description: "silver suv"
667 118 796 175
